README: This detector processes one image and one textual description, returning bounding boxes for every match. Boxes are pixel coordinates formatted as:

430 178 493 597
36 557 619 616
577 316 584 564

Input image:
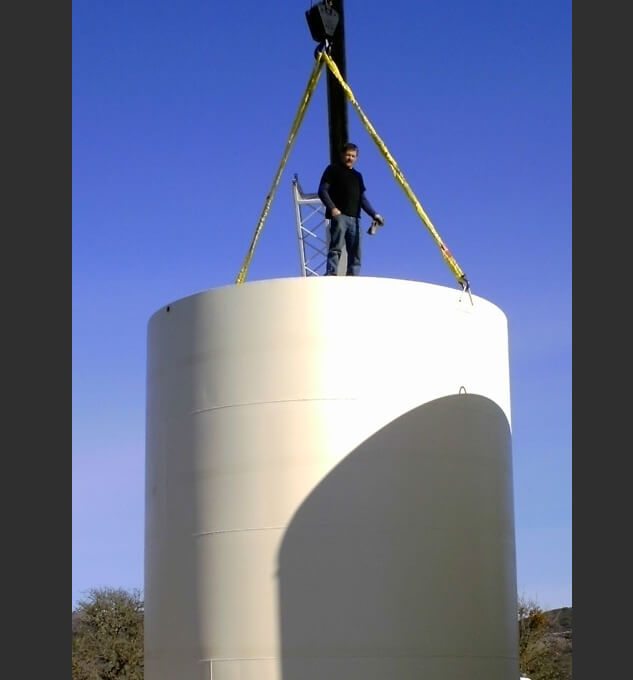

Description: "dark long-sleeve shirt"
318 162 378 220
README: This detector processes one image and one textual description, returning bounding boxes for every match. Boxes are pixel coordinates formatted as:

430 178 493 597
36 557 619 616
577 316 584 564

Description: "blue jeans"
326 214 361 275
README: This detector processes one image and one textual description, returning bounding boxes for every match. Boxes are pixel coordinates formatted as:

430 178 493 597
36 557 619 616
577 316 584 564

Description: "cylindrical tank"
145 276 518 680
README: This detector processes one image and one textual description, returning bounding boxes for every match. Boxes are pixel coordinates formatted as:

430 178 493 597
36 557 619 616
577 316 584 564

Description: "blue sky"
72 0 571 611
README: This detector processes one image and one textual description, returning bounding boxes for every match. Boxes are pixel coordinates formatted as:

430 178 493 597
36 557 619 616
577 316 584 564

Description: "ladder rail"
292 174 330 276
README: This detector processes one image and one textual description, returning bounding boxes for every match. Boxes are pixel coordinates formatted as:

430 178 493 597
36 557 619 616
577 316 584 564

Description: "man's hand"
367 215 386 236
331 208 341 217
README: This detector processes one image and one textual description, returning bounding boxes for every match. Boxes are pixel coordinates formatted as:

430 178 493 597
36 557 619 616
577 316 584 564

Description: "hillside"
535 607 573 679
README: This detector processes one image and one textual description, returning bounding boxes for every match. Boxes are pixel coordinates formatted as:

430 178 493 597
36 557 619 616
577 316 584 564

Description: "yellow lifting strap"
321 51 470 292
235 51 325 284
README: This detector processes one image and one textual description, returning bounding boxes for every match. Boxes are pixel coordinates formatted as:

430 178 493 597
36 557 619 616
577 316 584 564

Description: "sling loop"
236 48 470 293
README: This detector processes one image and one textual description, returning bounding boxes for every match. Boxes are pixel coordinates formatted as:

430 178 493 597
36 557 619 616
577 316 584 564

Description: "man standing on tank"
318 142 384 276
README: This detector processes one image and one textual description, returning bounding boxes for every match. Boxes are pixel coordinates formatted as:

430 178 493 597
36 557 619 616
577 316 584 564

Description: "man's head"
340 142 359 168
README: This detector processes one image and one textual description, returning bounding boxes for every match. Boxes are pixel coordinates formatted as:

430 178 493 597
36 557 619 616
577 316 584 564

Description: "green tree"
518 595 569 680
72 587 144 680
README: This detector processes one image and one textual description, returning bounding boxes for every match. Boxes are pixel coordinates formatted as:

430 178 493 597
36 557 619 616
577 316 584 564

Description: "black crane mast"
305 0 349 164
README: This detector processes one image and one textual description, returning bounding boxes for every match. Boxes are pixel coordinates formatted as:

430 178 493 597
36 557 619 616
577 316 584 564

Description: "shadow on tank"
277 393 518 680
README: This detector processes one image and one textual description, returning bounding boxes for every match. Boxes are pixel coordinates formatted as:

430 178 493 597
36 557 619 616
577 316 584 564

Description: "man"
318 142 384 276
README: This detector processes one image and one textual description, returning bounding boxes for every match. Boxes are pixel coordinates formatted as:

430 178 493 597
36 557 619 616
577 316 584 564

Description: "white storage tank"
144 276 518 680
